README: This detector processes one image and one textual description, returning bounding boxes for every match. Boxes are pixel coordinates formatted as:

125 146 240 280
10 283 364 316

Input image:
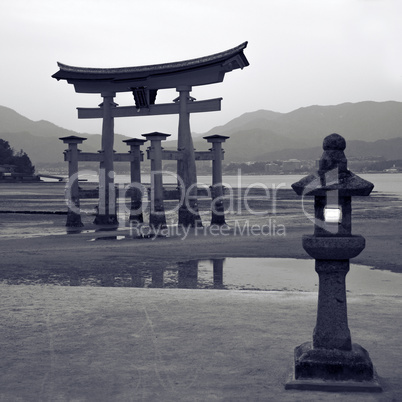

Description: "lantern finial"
319 133 348 176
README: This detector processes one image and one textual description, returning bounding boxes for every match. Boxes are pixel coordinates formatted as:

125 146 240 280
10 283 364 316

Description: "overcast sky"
1 0 401 139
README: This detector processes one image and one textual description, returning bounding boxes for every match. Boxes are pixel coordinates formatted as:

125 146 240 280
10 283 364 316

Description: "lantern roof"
292 171 374 197
292 133 374 197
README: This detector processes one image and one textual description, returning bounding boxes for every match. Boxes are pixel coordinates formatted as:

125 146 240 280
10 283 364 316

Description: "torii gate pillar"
94 93 118 227
60 135 86 228
143 132 170 229
177 86 202 227
123 138 147 224
204 134 229 225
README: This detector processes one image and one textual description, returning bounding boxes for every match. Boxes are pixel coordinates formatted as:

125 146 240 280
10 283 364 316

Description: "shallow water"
1 180 399 240
1 257 401 295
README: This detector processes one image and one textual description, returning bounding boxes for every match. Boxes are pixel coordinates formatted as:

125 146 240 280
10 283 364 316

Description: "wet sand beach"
0 181 401 401
1 181 401 274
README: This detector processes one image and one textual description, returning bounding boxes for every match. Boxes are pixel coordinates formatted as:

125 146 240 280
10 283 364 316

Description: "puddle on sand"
89 234 166 241
90 236 127 241
0 258 401 295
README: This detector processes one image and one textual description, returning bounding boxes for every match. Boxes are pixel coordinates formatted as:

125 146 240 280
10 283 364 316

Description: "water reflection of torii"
129 259 224 289
69 259 225 289
52 43 249 228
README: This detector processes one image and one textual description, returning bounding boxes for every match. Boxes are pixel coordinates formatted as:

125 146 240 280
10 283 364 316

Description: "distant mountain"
255 137 402 161
187 101 402 161
0 105 130 165
190 127 308 161
0 106 79 138
203 109 283 135
276 101 402 142
204 101 402 139
1 101 402 167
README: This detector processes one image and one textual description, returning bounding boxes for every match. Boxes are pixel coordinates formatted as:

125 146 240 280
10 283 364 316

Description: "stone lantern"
286 133 382 392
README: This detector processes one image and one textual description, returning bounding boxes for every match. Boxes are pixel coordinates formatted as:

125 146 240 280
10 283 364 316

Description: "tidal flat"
0 181 401 401
0 181 401 274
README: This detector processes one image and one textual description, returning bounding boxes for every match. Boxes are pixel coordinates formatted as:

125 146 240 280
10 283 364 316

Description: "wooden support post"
176 86 202 227
123 138 147 224
94 93 118 227
213 258 224 288
204 135 229 225
151 266 164 288
142 132 170 228
60 135 86 228
177 260 198 288
129 267 144 287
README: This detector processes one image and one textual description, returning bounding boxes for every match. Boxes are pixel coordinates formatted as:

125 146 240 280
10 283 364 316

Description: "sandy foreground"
0 183 401 401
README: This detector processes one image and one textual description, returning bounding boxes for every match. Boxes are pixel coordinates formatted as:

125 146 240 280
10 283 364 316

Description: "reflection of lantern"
287 134 381 391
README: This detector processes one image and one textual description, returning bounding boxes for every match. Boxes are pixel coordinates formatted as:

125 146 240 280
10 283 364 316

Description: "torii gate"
52 42 249 227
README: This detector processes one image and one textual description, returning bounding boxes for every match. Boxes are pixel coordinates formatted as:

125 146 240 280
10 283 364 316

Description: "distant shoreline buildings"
0 164 39 182
224 156 401 175
265 159 303 174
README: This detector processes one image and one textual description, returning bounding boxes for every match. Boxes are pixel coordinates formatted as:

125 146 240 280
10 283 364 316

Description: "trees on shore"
0 139 35 175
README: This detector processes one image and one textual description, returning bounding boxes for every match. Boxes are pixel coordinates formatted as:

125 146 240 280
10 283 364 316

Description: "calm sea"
97 173 401 195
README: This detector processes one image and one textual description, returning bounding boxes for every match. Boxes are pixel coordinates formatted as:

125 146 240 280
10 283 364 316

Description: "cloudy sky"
1 0 401 139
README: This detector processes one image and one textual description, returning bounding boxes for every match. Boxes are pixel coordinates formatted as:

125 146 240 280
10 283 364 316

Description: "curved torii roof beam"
52 42 249 94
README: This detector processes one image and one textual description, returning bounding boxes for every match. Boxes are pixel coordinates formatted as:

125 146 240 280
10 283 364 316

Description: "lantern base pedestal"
285 341 382 392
